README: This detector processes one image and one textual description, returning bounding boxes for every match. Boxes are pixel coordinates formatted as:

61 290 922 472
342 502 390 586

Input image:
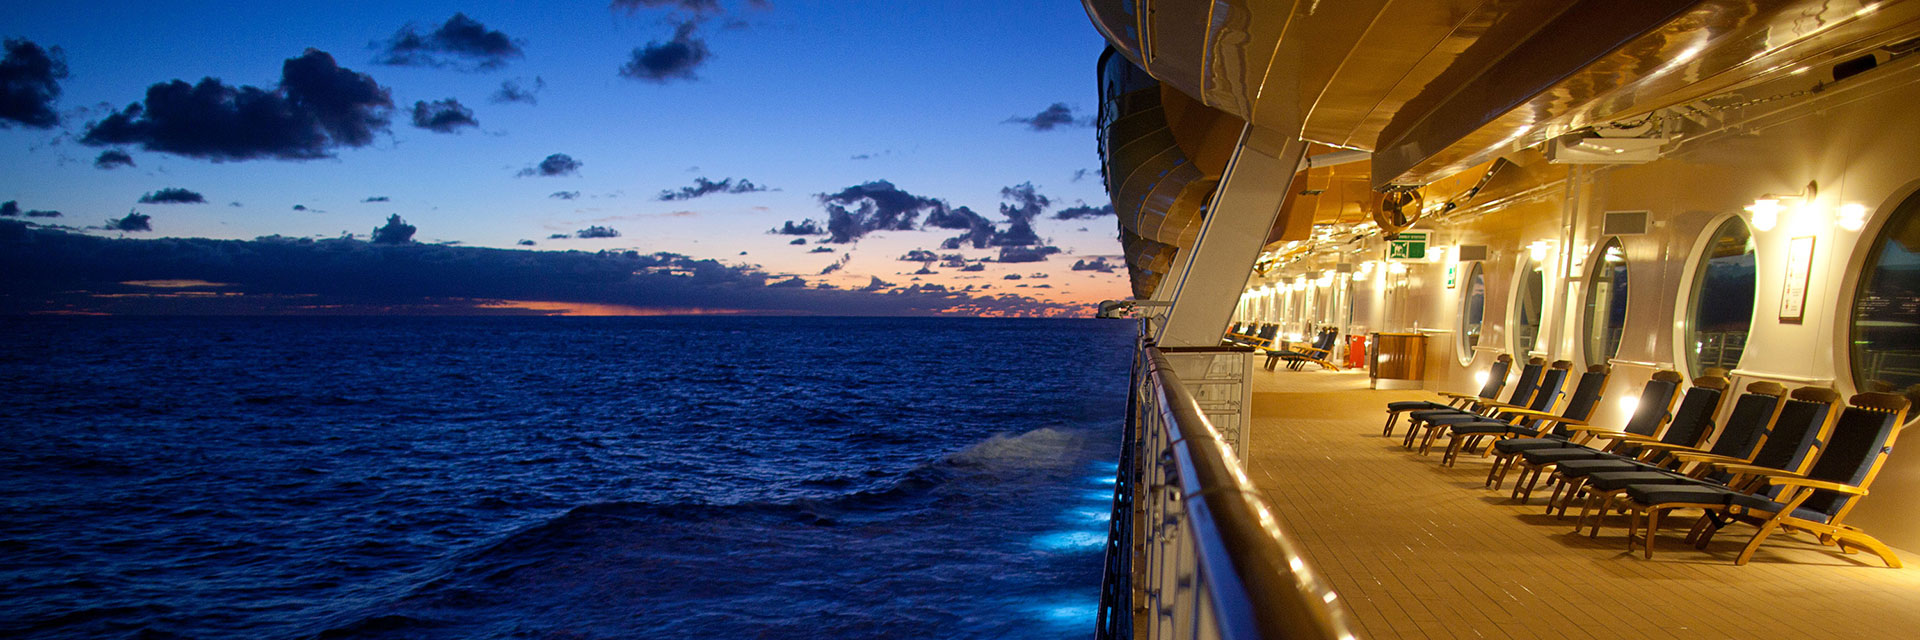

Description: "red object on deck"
1346 335 1367 369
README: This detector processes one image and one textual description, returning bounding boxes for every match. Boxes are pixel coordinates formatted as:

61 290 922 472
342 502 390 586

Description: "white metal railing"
1096 331 1360 640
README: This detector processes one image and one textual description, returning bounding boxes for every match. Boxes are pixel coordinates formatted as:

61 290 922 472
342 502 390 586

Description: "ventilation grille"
1456 245 1489 262
1603 210 1650 235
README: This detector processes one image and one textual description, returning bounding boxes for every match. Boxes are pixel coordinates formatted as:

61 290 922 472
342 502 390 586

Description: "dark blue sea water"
0 316 1133 639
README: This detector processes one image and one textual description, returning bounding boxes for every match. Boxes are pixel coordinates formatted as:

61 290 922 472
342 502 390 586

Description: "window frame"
1583 237 1630 367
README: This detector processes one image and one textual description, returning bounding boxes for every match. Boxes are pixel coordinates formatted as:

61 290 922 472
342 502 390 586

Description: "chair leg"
1552 477 1588 518
1830 529 1904 568
1734 512 1791 566
1484 454 1508 488
1382 412 1399 436
1644 508 1663 560
1418 425 1447 455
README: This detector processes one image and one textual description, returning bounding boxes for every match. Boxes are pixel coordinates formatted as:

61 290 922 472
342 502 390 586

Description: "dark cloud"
0 39 67 129
517 153 581 177
25 208 61 218
3 201 18 217
815 180 948 243
550 191 580 200
850 154 871 160
138 188 206 204
939 254 967 269
1054 203 1114 220
958 263 985 272
82 49 392 161
901 249 938 262
992 182 1049 247
772 219 824 236
619 21 710 83
1071 168 1090 182
490 76 544 104
913 265 935 275
576 225 620 239
819 253 850 275
861 276 891 292
371 214 416 244
1004 103 1085 131
292 204 308 211
106 211 151 232
376 13 523 70
788 237 806 245
95 149 135 169
657 177 769 201
610 0 723 14
926 205 994 250
995 245 1061 263
766 276 806 288
517 239 535 246
410 98 478 133
1003 274 1022 280
807 246 834 253
363 196 390 202
548 233 570 239
1072 257 1118 273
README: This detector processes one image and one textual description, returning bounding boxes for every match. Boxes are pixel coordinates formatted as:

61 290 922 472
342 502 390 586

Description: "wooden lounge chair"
1537 375 1729 516
1500 370 1685 504
1265 328 1338 371
1622 392 1908 566
1569 381 1789 537
1443 363 1609 468
1401 357 1547 450
1381 353 1512 437
1413 360 1570 456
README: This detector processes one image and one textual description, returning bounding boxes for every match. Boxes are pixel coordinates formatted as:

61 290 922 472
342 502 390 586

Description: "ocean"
0 316 1135 639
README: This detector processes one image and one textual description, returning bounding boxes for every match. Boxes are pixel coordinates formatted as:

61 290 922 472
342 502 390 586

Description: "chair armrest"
1478 400 1530 411
1709 463 1802 479
1768 477 1868 496
1437 391 1481 400
1629 442 1707 454
1672 451 1747 466
1497 408 1560 420
1609 433 1667 446
1563 426 1633 439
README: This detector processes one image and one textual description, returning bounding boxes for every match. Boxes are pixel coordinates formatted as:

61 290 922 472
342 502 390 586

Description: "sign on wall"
1387 231 1429 260
1780 236 1816 323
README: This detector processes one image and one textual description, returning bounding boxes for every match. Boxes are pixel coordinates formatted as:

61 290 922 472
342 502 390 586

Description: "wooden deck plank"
1244 368 1920 639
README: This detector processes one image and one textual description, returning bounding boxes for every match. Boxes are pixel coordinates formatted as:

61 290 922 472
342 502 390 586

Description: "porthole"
1513 263 1545 356
1850 192 1920 401
1458 261 1486 364
1684 217 1756 378
1583 238 1629 365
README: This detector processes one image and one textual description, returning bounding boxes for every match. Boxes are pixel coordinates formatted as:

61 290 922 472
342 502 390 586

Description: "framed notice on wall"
1780 236 1816 323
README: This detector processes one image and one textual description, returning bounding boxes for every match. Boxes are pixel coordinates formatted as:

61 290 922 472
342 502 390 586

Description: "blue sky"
0 1 1127 314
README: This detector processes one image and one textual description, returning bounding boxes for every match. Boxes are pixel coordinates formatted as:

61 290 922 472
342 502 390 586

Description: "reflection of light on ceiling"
1032 530 1106 551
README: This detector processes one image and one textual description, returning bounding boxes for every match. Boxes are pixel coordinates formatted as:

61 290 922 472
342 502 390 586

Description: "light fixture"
1317 273 1334 287
1428 246 1448 264
1526 240 1550 262
1746 198 1782 231
1838 203 1868 231
1387 262 1408 274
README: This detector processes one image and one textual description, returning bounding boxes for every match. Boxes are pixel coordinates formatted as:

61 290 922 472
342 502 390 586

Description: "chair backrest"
1745 387 1843 474
1503 357 1547 407
1652 376 1728 447
1519 361 1571 413
1798 393 1912 519
1619 370 1683 437
1551 361 1612 430
1316 329 1337 351
1702 381 1787 459
1262 325 1280 340
1476 354 1514 399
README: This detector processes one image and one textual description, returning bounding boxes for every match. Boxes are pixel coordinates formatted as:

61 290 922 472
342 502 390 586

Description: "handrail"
1097 336 1360 640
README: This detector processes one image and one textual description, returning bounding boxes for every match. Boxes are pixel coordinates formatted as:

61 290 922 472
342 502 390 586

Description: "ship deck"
1245 368 1920 639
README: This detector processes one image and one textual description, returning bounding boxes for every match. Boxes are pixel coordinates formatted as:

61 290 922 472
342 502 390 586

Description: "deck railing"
1097 334 1360 640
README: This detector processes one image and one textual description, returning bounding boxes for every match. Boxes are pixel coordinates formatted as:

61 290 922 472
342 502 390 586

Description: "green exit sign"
1387 231 1428 260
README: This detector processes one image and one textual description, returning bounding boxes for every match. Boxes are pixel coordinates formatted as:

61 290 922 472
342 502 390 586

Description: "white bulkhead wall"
1365 59 1920 550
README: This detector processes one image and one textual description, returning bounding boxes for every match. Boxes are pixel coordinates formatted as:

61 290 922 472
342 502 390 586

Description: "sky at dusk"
0 1 1127 316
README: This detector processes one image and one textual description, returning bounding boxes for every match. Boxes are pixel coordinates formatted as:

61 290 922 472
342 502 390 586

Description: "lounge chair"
1442 363 1610 468
1621 392 1908 566
1412 360 1570 456
1536 375 1729 516
1380 353 1513 437
1400 357 1547 450
1265 328 1338 371
1499 370 1685 503
1568 381 1788 536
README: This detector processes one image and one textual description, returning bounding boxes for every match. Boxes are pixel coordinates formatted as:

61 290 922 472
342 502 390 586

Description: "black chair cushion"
1388 400 1453 412
1494 438 1574 454
1626 483 1736 507
1521 447 1608 465
1554 457 1652 479
1586 470 1696 492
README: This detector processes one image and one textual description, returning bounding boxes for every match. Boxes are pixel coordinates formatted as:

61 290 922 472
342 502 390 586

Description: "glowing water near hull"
0 316 1131 639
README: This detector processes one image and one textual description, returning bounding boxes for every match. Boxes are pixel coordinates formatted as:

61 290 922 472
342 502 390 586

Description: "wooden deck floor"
1245 368 1920 639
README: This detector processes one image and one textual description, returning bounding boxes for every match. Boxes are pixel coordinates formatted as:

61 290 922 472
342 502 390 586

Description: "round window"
1513 265 1545 355
1584 238 1629 365
1685 217 1756 377
1459 261 1486 362
1851 193 1920 401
